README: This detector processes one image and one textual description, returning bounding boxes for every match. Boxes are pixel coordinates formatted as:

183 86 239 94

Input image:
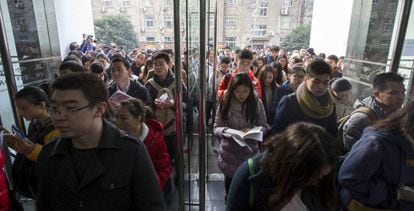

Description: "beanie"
331 78 352 92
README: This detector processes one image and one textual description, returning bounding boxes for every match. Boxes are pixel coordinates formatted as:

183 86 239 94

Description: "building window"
122 0 130 7
281 18 290 29
304 0 313 7
147 37 155 42
102 0 111 7
164 16 173 28
380 40 389 49
283 0 293 7
252 24 267 36
258 2 268 16
225 16 236 28
164 36 173 43
225 37 236 48
383 18 393 32
209 16 214 28
15 17 26 31
163 0 173 5
225 0 236 6
372 0 378 9
145 16 154 28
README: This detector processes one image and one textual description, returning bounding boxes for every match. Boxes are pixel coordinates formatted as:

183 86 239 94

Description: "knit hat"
331 78 352 92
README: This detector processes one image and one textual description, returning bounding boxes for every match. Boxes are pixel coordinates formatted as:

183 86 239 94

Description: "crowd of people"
0 40 412 211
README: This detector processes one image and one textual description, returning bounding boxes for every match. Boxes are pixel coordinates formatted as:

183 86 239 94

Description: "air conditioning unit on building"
101 7 106 13
140 28 145 32
268 31 275 37
162 6 168 12
281 6 288 15
142 7 147 13
120 7 126 12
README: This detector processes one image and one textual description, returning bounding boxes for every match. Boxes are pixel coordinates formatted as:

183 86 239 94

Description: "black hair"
219 72 257 123
220 56 231 64
82 55 94 65
67 50 83 60
327 55 338 63
120 98 146 122
306 59 332 77
153 52 171 64
15 86 51 107
238 49 253 60
373 72 404 92
288 63 306 75
90 62 104 74
51 72 108 107
110 55 131 69
69 42 79 51
59 60 85 73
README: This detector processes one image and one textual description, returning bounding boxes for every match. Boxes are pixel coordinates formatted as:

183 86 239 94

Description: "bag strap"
352 106 377 123
148 78 162 91
247 158 255 208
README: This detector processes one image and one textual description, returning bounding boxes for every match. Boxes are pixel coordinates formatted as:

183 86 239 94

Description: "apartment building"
91 0 314 49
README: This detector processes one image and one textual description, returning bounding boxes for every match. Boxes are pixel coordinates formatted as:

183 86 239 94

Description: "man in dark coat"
37 73 164 211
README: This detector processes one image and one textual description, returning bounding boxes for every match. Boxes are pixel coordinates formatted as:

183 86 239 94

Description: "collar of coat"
49 120 133 157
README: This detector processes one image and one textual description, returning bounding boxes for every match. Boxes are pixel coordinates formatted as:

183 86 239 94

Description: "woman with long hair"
226 122 338 211
339 101 414 210
258 65 278 125
214 72 269 199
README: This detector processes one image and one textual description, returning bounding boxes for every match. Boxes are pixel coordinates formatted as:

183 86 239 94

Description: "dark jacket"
227 152 328 211
261 85 277 125
271 93 337 137
108 79 152 105
343 96 386 151
339 127 414 210
37 121 164 211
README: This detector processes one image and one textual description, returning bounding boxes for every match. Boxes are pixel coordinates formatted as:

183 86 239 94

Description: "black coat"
37 121 164 211
108 79 152 105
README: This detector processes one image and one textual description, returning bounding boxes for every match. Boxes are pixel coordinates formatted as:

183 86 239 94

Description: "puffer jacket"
213 97 269 177
143 119 171 190
343 96 387 151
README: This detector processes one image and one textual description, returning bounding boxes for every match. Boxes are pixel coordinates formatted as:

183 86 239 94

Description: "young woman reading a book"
213 72 269 200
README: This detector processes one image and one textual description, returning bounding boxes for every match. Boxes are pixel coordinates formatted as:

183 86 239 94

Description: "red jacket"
216 69 262 99
0 150 10 211
143 119 171 190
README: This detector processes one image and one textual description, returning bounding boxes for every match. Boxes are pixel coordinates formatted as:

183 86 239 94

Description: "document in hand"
224 126 263 147
109 90 133 107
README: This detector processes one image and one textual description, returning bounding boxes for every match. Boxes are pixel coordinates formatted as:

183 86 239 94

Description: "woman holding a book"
213 72 269 200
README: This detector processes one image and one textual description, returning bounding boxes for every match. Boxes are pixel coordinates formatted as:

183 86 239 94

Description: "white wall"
309 0 354 56
54 0 95 58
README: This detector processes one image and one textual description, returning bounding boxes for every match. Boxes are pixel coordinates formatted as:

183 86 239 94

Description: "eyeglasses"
48 103 92 116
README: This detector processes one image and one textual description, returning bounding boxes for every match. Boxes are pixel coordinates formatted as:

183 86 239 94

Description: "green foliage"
94 15 138 50
280 25 311 52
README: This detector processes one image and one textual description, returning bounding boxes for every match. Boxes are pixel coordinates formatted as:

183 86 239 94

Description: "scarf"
296 83 334 119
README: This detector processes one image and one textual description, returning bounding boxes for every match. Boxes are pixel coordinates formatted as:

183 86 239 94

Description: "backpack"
147 79 176 136
336 106 377 155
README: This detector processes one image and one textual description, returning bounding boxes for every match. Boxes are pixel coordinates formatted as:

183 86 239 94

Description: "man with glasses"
216 49 262 99
37 73 164 211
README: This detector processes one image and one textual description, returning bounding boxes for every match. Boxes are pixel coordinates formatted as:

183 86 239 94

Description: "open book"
108 90 133 108
223 126 263 148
